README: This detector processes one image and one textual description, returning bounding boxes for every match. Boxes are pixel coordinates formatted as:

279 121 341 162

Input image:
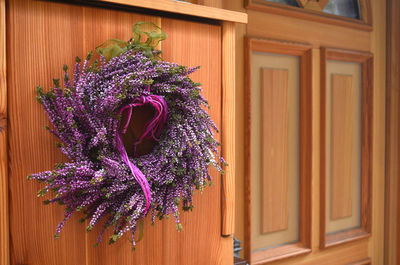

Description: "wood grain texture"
97 0 247 23
243 37 252 262
385 0 400 263
7 2 89 264
245 0 372 31
347 257 371 265
255 240 369 265
86 17 231 265
330 74 354 220
0 0 9 264
247 10 370 52
244 38 312 264
7 1 232 265
261 68 289 234
221 21 235 236
228 0 384 263
368 1 385 263
252 243 311 264
197 0 222 8
251 52 299 250
320 47 373 249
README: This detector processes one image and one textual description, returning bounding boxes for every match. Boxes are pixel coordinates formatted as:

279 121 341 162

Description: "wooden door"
232 0 386 264
5 1 232 264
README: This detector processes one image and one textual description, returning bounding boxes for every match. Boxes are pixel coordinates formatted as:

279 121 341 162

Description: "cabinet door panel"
7 1 229 264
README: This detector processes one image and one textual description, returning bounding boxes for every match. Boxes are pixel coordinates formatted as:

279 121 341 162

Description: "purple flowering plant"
28 22 225 249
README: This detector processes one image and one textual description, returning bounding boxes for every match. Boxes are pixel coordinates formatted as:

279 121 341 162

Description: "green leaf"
132 22 167 48
96 39 128 62
136 219 144 243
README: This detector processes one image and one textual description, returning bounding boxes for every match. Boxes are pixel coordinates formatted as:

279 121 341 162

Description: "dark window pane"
322 0 361 19
264 0 300 7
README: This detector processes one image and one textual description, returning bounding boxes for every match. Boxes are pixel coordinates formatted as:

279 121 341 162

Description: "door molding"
244 37 312 264
320 47 373 249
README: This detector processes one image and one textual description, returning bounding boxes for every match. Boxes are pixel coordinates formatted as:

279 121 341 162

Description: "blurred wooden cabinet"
0 1 246 264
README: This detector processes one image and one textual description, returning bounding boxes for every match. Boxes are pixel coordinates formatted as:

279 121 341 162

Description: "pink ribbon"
116 92 168 213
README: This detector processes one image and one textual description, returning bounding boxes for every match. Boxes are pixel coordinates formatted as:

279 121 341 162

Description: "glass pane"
264 0 300 7
322 0 361 19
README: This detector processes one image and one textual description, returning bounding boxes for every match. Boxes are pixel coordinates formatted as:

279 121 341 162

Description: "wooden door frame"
385 0 400 264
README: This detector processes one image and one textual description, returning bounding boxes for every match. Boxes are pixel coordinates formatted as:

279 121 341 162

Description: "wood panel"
230 0 385 263
86 17 229 265
245 0 372 31
244 37 312 264
368 1 385 263
0 0 9 264
247 10 370 52
97 0 247 23
221 21 236 236
255 241 368 265
331 74 354 220
347 257 371 265
325 59 361 235
7 1 231 265
261 68 289 234
251 52 299 249
8 2 90 264
385 0 400 263
320 47 373 249
197 0 222 8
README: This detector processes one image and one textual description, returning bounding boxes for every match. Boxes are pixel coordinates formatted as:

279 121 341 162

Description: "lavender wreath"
28 22 225 248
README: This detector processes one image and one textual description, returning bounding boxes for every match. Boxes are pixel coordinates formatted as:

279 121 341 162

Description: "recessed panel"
331 74 354 220
326 60 361 234
261 68 289 234
251 51 299 250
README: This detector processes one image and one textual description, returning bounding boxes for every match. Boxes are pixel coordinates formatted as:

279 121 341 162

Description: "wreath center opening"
120 104 158 157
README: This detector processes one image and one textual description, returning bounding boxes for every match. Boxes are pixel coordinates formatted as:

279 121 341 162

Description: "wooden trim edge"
95 0 248 24
347 257 372 265
221 21 236 236
252 243 311 264
325 229 370 248
384 0 400 263
0 0 9 264
244 36 253 263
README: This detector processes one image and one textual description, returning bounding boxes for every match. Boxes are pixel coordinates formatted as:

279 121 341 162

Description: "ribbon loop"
116 94 168 213
96 22 167 61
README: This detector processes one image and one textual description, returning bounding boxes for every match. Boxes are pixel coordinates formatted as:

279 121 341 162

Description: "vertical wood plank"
0 0 9 264
385 0 400 263
222 21 235 236
330 74 354 220
161 18 233 264
243 38 253 263
7 2 87 264
261 68 289 234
